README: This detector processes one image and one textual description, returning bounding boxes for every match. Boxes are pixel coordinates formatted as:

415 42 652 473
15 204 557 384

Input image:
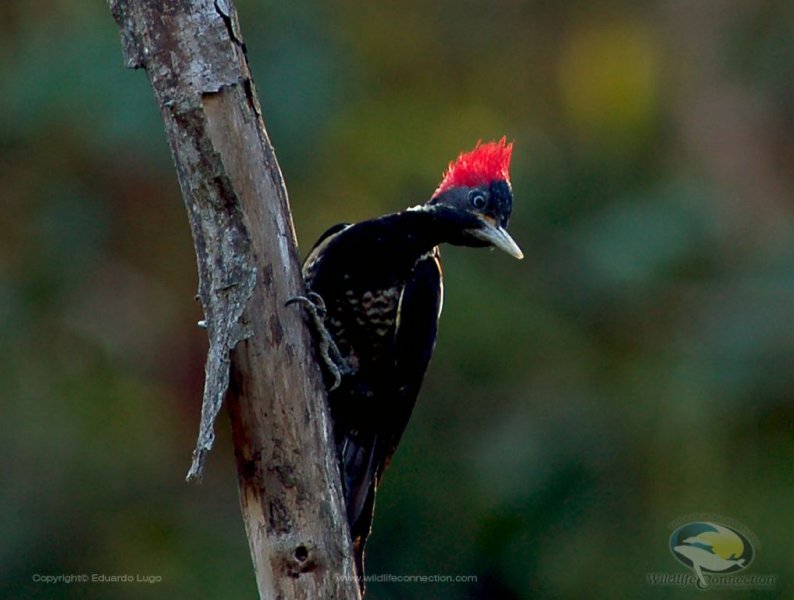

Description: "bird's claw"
286 291 327 318
287 292 351 391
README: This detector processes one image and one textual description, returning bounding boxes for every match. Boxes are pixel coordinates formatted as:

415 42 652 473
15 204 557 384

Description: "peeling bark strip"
108 1 360 598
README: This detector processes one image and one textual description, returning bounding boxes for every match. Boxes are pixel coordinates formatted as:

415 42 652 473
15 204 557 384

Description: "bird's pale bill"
469 219 524 259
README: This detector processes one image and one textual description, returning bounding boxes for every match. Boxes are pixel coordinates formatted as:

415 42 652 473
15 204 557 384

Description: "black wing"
386 249 443 462
342 249 443 498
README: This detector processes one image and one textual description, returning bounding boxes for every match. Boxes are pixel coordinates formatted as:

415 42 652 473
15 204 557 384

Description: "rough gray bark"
108 1 360 598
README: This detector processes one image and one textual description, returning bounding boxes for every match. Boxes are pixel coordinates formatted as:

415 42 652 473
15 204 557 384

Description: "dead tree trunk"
108 1 360 598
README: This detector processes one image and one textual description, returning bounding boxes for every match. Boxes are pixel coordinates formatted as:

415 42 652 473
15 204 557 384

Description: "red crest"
433 137 513 197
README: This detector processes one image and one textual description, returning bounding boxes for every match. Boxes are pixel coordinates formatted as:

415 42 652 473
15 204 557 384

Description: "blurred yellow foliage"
558 18 660 147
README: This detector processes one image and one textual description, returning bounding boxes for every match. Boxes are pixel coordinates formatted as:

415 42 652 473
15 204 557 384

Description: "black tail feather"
339 431 381 594
351 480 376 593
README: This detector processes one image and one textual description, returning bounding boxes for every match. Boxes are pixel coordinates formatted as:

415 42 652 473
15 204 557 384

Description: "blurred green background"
2 1 792 598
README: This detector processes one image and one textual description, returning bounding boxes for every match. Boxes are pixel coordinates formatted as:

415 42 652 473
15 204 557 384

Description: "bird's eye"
469 192 487 209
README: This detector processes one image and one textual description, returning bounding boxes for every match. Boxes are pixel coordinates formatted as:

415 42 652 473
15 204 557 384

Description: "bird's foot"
286 292 351 391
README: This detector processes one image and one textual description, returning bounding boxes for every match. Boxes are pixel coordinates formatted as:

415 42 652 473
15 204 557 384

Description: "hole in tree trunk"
294 545 309 562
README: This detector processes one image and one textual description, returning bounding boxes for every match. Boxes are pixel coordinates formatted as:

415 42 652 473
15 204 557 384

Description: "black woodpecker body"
299 139 522 588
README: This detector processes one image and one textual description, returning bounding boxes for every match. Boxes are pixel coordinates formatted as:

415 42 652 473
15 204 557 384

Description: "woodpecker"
294 138 522 589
